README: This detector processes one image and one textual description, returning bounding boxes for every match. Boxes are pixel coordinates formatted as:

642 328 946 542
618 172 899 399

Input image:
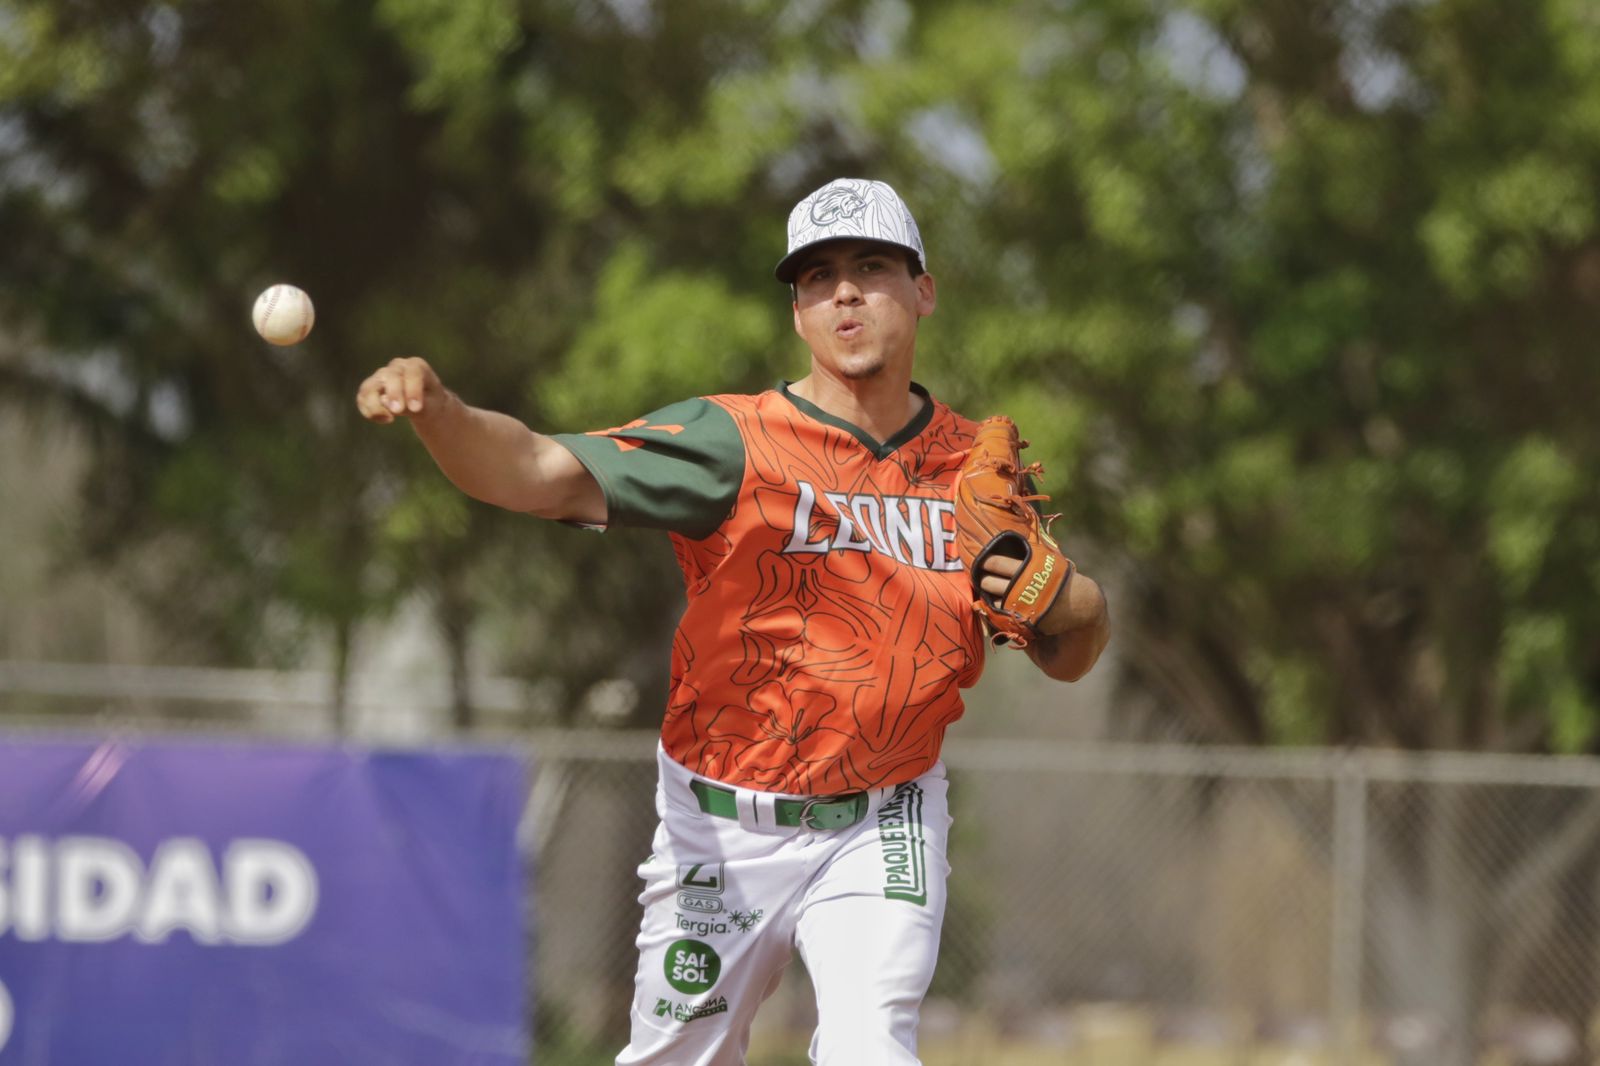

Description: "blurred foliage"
2 0 1598 748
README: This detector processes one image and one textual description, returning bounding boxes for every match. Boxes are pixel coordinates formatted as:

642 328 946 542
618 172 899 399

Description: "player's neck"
790 368 923 443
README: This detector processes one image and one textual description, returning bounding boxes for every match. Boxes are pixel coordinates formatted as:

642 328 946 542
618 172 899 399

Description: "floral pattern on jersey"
659 390 986 794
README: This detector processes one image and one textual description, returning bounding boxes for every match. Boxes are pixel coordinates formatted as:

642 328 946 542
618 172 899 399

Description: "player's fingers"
980 555 1023 579
978 573 1014 597
400 358 432 414
357 391 394 423
975 555 1021 598
370 361 406 415
355 370 397 423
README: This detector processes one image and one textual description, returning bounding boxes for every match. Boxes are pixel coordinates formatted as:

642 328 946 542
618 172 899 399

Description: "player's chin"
838 354 887 381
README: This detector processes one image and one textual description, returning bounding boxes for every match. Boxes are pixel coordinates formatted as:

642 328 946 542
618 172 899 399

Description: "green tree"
0 0 793 727
863 3 1600 1057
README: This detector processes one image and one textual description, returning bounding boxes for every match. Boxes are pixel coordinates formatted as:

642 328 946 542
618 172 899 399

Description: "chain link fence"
530 736 1600 1066
4 664 1600 1065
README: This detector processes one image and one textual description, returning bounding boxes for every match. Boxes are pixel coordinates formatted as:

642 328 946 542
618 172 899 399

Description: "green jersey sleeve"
550 397 744 538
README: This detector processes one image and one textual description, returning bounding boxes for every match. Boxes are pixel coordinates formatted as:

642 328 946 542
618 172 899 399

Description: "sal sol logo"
664 938 722 995
729 909 765 933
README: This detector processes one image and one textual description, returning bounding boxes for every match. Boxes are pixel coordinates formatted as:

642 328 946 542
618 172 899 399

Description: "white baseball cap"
774 177 927 283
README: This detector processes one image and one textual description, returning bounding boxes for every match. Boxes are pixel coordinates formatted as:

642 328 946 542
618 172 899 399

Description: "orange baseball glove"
955 416 1074 648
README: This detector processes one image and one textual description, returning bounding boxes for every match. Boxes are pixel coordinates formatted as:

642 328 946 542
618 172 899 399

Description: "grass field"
743 1003 1401 1066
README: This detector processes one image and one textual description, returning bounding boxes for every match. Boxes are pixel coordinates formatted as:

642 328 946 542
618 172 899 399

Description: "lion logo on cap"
809 182 871 226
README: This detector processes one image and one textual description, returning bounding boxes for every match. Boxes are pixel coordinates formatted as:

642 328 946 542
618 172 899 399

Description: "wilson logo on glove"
1016 553 1057 606
954 416 1075 648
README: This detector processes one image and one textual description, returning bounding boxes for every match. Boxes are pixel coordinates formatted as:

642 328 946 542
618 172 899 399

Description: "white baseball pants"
615 745 952 1066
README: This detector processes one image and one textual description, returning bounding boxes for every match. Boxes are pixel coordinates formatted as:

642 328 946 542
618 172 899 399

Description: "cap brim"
773 237 924 284
773 238 828 284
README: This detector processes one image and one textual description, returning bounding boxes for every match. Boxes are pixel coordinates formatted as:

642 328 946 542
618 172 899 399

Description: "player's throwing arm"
353 357 605 524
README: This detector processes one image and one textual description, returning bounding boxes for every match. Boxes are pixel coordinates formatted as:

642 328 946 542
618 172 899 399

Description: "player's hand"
981 553 1104 643
355 357 449 424
976 555 1021 598
977 554 1074 636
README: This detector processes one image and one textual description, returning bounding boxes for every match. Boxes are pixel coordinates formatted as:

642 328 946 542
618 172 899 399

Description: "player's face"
790 241 936 383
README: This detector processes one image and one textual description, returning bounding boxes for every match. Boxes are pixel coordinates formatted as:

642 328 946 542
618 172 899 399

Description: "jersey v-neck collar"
777 381 935 461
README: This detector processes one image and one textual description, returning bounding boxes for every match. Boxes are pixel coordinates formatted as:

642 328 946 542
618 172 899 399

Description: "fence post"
1330 751 1368 1065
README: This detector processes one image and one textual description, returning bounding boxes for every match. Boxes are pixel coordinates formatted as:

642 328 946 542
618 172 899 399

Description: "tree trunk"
436 579 475 733
444 612 473 734
329 618 353 737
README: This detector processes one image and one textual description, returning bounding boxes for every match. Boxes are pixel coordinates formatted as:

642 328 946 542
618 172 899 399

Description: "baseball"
252 284 315 346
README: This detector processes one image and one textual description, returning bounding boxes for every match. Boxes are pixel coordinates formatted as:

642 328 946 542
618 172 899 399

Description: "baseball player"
355 178 1110 1065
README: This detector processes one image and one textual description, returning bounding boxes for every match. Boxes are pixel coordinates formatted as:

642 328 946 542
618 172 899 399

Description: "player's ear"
916 272 936 318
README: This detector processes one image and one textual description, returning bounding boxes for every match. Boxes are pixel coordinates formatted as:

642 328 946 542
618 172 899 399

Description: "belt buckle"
799 794 862 831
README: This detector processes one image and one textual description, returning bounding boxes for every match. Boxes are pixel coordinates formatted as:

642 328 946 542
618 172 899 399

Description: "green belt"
689 779 870 831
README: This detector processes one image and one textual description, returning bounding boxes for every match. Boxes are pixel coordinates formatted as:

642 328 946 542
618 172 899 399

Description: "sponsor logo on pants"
653 995 729 1024
664 938 722 995
678 892 723 914
877 783 928 905
674 908 765 936
675 914 729 936
677 863 724 894
729 908 764 933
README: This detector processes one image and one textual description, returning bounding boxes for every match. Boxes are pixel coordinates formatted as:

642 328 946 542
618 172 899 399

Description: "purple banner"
0 737 528 1065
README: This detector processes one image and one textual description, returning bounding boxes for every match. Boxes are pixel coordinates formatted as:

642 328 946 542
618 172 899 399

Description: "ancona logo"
653 995 729 1025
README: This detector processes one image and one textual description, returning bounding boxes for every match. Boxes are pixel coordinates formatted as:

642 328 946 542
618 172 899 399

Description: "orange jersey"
557 385 987 793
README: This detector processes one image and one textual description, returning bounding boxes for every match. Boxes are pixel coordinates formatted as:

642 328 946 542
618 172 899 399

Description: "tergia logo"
675 914 730 936
810 184 869 226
